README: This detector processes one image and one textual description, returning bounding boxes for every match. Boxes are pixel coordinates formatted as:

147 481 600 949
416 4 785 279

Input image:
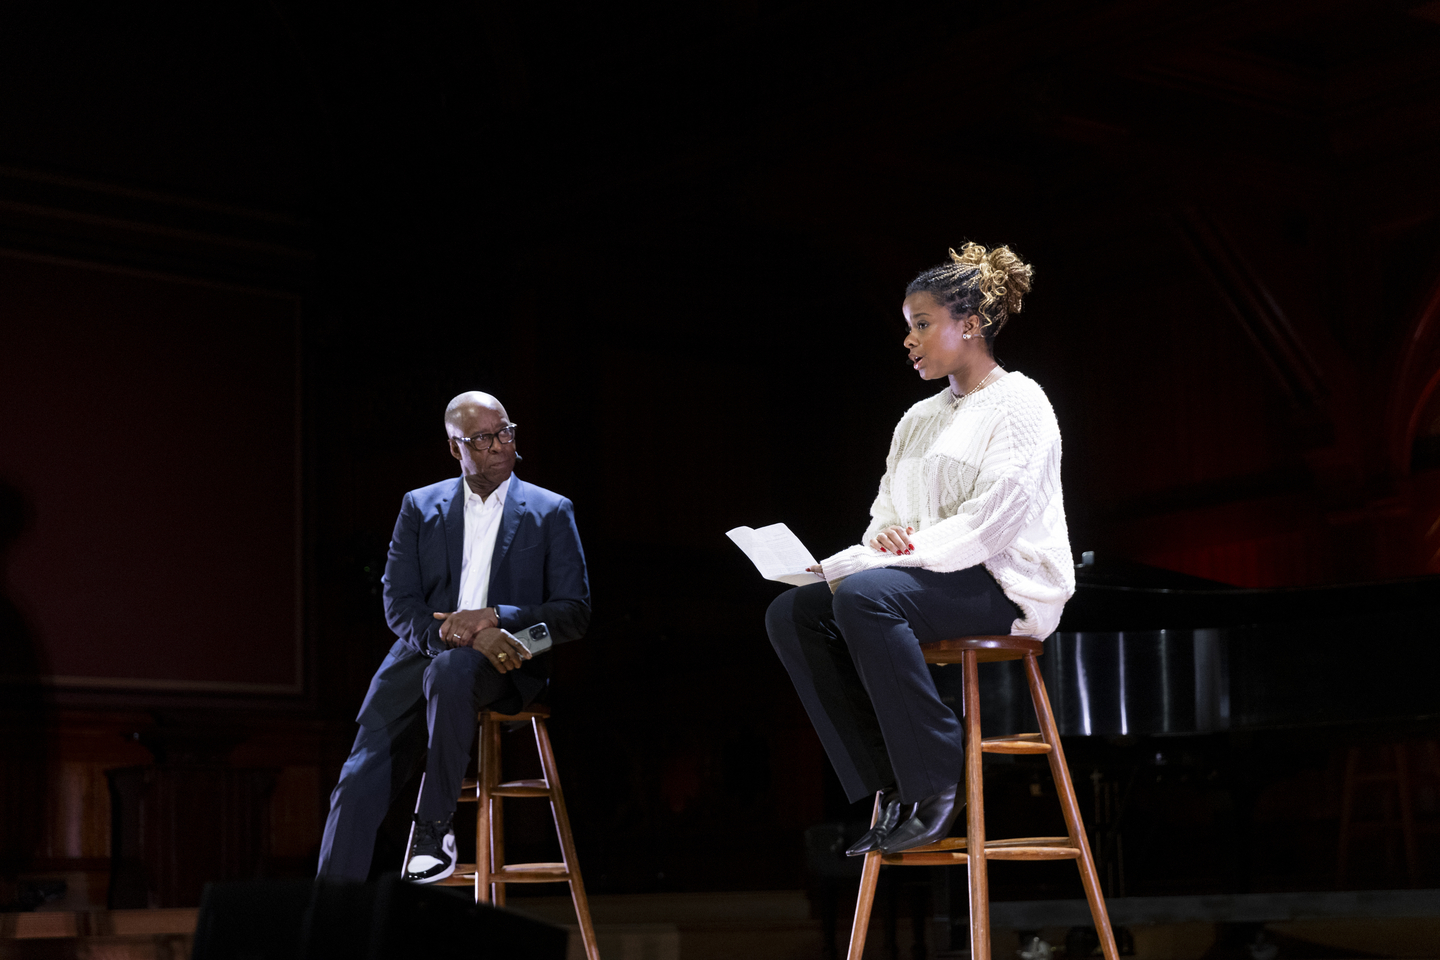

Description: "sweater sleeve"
820 400 1057 583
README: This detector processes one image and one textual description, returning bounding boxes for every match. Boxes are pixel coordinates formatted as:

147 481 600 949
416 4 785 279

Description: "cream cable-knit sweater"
819 372 1076 639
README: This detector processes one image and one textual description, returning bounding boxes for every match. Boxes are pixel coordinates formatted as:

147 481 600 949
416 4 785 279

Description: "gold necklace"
952 365 1003 401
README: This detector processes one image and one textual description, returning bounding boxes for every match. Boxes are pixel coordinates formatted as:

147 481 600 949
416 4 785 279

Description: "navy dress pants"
766 566 1020 805
316 647 522 881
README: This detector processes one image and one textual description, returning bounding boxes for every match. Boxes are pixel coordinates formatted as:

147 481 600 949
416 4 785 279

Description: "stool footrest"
456 778 553 799
881 836 1079 865
492 779 552 797
493 863 572 882
434 873 475 887
450 863 572 883
981 733 1053 755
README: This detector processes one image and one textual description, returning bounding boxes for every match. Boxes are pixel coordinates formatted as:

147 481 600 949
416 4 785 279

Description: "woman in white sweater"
766 243 1074 855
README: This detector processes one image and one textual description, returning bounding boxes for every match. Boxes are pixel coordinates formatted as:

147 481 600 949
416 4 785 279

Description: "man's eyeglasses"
455 424 518 451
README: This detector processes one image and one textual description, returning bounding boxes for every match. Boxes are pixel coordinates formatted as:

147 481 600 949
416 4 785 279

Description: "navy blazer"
357 475 590 728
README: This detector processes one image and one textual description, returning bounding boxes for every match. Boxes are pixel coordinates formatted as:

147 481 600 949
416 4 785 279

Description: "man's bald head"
444 391 507 437
445 391 517 498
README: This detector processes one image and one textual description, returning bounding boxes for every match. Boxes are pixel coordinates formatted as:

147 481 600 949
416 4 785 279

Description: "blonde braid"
946 242 1034 335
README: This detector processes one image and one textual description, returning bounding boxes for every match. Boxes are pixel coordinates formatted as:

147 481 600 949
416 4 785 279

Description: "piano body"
973 553 1440 739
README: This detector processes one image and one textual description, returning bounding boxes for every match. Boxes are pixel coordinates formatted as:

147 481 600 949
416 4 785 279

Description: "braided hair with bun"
905 242 1034 344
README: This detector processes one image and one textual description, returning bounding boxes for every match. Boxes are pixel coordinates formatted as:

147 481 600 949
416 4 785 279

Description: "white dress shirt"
457 475 510 612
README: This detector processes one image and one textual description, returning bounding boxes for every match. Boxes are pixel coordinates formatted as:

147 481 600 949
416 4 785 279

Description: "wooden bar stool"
436 704 600 960
847 635 1119 960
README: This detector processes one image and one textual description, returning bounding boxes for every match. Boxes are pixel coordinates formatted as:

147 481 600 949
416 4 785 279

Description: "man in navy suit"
317 391 590 883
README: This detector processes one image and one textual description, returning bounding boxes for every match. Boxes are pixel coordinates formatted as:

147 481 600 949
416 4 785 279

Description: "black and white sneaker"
403 813 456 884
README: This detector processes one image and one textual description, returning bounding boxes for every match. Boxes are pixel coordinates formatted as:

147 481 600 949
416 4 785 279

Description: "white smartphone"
509 622 552 656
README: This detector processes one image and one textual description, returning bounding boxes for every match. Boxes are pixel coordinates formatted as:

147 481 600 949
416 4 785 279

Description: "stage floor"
3 889 1439 959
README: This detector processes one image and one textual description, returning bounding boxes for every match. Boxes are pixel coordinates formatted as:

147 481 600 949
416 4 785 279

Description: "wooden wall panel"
0 254 301 692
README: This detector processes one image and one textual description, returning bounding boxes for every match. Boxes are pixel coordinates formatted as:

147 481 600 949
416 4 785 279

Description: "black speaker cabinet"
192 875 569 960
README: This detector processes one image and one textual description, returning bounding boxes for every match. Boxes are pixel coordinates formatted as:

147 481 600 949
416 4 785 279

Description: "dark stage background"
2 0 1440 911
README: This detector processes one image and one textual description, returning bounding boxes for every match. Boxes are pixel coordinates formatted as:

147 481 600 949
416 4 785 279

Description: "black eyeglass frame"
454 423 518 450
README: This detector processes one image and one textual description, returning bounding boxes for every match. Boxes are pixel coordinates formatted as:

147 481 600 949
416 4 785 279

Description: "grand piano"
974 553 1440 738
930 554 1440 928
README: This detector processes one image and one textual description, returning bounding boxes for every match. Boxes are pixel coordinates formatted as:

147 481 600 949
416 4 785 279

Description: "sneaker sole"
405 859 456 884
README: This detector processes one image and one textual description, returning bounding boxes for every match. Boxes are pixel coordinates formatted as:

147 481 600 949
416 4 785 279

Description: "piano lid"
1059 552 1440 633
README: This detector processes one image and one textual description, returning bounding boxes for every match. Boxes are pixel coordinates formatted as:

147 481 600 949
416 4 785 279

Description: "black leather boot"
878 782 962 854
844 789 912 857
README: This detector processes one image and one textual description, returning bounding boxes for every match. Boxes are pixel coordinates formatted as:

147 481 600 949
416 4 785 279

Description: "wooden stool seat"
846 634 1119 960
921 634 1044 662
437 705 599 960
483 705 552 721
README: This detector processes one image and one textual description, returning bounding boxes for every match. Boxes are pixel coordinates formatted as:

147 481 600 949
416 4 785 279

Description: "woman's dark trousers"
765 566 1019 804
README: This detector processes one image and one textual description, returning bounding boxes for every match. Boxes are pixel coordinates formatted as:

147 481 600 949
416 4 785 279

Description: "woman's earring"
962 334 972 340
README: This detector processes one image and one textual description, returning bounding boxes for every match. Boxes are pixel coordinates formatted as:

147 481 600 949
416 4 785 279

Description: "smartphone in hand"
510 622 552 656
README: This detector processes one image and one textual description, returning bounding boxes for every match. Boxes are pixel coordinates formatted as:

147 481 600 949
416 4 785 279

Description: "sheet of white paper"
726 523 824 587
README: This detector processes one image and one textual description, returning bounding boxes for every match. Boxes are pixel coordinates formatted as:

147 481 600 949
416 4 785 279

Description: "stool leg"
534 717 600 960
475 714 494 904
489 719 507 907
962 650 989 960
846 792 883 960
1024 654 1119 960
